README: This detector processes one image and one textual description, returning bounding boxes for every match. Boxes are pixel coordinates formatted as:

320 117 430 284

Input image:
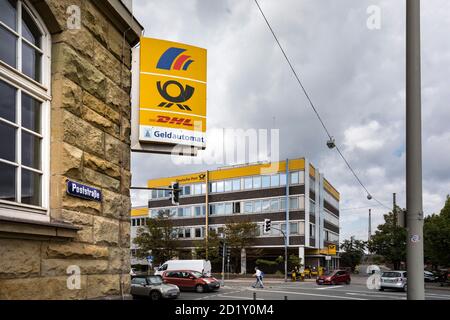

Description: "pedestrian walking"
252 267 264 288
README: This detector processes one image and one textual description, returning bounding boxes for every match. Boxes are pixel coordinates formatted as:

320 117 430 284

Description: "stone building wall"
0 0 141 299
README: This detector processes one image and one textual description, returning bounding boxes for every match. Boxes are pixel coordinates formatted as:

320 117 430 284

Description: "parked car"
379 271 407 292
162 270 220 293
424 270 438 282
155 259 212 276
131 275 180 300
316 270 351 285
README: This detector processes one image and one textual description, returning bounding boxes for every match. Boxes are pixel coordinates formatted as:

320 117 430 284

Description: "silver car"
131 275 180 300
379 271 407 292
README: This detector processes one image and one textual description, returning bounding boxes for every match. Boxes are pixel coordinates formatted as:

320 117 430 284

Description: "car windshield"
147 276 163 285
382 272 402 278
191 271 203 278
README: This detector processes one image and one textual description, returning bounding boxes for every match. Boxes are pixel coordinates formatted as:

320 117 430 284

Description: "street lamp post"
406 0 425 300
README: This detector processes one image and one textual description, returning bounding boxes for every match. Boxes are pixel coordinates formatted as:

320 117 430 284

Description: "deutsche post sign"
138 37 207 149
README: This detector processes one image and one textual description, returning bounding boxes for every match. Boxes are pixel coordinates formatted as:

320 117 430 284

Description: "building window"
195 227 202 238
270 198 279 211
0 0 50 219
233 202 240 214
310 223 315 238
184 185 191 196
232 178 241 191
254 200 261 213
216 181 224 193
289 196 299 210
262 199 270 212
224 180 232 192
290 171 299 184
253 176 261 189
244 201 253 213
225 202 232 214
280 173 286 186
244 177 252 190
261 175 270 188
270 174 279 187
194 183 202 195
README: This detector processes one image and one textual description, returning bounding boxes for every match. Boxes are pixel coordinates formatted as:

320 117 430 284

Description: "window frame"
0 0 51 222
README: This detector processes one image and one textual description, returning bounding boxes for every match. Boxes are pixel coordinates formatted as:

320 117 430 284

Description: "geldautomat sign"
66 180 102 202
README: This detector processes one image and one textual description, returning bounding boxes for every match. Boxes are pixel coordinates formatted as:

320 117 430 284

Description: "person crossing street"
252 267 264 288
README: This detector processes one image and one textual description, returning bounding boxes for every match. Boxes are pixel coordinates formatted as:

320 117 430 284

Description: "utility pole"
205 171 209 260
393 193 397 226
406 0 425 300
368 209 372 242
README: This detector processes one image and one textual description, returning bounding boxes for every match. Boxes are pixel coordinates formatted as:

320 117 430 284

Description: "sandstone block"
93 216 119 245
45 243 109 259
0 239 41 278
86 274 121 299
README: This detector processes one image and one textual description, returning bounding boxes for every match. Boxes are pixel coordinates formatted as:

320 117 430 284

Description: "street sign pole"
221 243 225 286
406 0 425 300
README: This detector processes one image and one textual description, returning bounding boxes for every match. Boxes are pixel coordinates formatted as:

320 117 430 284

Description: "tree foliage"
367 207 407 270
132 210 181 266
424 195 450 267
340 237 366 271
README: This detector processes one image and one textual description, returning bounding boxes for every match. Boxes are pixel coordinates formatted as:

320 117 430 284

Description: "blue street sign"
66 180 102 202
147 256 153 262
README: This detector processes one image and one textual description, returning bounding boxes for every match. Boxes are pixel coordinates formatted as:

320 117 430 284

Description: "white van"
154 260 212 276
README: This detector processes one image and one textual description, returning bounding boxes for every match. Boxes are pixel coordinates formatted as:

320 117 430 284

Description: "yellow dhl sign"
139 37 207 148
131 207 148 217
148 159 306 188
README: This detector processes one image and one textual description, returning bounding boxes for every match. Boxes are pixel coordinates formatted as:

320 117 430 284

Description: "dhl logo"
153 115 194 127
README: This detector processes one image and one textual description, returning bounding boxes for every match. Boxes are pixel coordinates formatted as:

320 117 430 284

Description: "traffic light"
264 219 271 233
218 241 225 257
170 182 180 205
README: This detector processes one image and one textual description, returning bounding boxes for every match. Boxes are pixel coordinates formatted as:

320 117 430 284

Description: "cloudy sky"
130 0 450 241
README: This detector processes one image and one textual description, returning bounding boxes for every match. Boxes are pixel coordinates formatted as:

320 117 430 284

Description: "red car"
162 270 220 293
316 270 351 285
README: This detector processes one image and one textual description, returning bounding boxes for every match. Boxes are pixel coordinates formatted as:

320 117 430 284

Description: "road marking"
317 285 344 290
218 295 264 300
247 288 367 300
346 292 406 300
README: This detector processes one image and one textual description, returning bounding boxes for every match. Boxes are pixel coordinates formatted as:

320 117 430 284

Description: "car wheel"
403 284 407 292
196 284 205 293
379 288 384 291
346 279 351 285
150 290 162 301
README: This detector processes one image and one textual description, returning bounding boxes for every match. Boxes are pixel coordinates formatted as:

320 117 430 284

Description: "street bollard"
284 295 288 300
253 292 256 300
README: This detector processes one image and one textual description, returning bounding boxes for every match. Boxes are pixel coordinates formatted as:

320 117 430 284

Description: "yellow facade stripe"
147 158 306 188
131 207 149 217
309 164 316 178
324 179 340 201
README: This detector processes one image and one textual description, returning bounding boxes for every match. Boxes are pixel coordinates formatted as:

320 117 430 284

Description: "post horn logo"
157 80 194 111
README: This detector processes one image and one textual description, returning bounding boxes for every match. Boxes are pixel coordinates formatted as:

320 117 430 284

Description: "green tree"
367 208 407 270
424 195 450 268
224 220 258 272
195 229 221 265
133 209 181 266
340 236 366 272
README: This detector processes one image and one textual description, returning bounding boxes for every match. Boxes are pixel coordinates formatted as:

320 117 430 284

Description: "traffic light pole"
271 226 288 282
223 243 227 286
406 0 425 300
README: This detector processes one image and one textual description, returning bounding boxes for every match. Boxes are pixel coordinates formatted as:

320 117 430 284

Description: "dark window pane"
0 80 16 122
0 121 16 162
0 161 16 201
0 0 17 30
21 92 40 133
21 7 41 47
21 131 41 169
0 25 17 67
21 168 41 206
22 42 41 81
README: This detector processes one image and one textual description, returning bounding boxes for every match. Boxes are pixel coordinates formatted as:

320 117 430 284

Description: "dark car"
438 270 450 287
131 275 180 300
162 270 220 293
424 271 438 282
316 270 351 285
